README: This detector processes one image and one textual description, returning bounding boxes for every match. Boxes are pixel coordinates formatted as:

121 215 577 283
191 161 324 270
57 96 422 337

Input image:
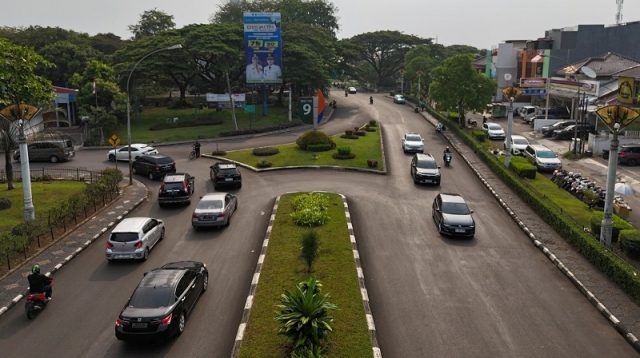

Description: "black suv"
410 153 441 185
541 120 576 137
619 144 640 166
132 154 176 180
210 162 242 189
158 173 195 207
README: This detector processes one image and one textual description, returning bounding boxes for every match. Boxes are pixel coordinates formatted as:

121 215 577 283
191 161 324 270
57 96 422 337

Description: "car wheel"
437 222 443 235
237 182 242 189
176 312 186 336
108 154 115 162
148 172 154 180
628 159 637 166
225 215 231 227
160 228 165 241
142 248 149 261
159 202 164 208
132 166 138 174
49 155 59 163
202 273 208 293
192 225 198 231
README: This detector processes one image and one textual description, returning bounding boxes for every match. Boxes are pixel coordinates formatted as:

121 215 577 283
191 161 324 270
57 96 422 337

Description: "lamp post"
502 85 521 168
18 119 35 221
601 122 621 247
126 44 182 185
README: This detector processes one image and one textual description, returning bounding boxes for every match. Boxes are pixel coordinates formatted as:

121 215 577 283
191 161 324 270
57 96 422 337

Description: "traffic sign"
108 133 121 147
502 87 522 99
596 105 640 130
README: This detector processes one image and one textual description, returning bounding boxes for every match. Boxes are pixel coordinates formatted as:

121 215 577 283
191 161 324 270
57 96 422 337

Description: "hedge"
620 230 640 259
590 211 634 243
510 156 537 179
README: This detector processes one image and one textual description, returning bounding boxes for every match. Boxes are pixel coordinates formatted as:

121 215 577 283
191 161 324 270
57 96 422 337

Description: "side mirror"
143 272 148 276
437 166 441 169
469 209 474 214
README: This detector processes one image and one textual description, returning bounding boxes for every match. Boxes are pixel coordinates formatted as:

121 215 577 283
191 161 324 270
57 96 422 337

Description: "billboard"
244 12 283 85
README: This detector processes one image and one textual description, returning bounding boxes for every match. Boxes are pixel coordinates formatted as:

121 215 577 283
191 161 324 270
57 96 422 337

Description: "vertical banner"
314 89 325 127
244 12 283 85
299 97 314 124
618 76 635 104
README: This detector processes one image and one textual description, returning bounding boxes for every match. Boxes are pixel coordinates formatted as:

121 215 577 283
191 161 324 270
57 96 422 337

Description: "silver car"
192 193 238 229
105 217 164 261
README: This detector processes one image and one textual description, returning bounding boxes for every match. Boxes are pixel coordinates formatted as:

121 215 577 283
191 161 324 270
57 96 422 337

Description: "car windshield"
110 232 138 242
406 135 421 142
442 202 471 215
538 150 557 159
197 199 223 210
488 124 502 130
513 138 528 145
129 287 173 308
417 159 437 169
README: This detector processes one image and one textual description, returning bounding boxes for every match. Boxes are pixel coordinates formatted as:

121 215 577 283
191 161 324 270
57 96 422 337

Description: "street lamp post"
125 44 182 185
600 122 621 247
504 96 514 167
18 119 35 221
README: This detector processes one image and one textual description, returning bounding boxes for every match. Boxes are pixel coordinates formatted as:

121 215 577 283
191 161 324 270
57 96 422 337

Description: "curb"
0 180 148 319
418 109 640 353
230 192 381 357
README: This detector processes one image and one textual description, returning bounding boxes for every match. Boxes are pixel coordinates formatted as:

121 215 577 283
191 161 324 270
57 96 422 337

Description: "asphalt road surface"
0 92 636 357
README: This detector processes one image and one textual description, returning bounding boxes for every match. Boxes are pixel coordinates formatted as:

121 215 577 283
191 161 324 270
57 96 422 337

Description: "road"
0 92 636 357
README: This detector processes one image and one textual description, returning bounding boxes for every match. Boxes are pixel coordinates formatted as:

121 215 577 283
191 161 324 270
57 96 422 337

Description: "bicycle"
189 149 197 160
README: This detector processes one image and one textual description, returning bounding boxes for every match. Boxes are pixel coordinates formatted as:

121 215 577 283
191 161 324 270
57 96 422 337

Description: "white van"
519 106 538 120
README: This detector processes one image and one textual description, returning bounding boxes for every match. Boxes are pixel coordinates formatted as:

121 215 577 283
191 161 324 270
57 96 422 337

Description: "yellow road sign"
502 87 522 99
108 133 121 147
596 105 640 130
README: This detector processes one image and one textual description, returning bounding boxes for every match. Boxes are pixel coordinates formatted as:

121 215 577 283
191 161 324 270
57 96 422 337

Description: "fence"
0 167 104 184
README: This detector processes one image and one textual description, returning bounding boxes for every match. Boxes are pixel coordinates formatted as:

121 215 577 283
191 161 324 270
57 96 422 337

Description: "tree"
0 38 54 190
89 33 124 55
404 45 436 98
429 53 496 126
0 26 90 52
128 9 176 39
38 40 101 87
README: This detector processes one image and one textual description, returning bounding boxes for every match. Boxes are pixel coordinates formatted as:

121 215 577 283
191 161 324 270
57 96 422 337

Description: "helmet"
32 264 40 274
445 146 450 151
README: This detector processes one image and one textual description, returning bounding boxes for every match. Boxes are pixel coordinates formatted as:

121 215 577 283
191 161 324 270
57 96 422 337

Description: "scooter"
25 280 52 320
435 123 446 133
443 153 452 167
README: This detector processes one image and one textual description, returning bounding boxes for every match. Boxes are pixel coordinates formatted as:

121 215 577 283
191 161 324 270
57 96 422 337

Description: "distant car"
210 162 242 189
619 144 640 166
158 173 195 207
132 154 176 180
108 143 158 162
541 120 576 137
115 261 208 341
402 133 425 153
482 122 506 140
347 86 357 94
192 192 238 229
393 94 406 104
504 135 529 155
551 124 595 140
524 144 562 172
410 153 441 185
105 217 164 261
432 193 475 238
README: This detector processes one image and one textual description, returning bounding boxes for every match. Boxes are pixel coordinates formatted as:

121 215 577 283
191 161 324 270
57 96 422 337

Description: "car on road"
210 162 242 189
540 120 576 137
551 124 595 140
158 173 195 207
13 139 75 163
524 144 562 172
192 192 238 229
432 193 475 238
618 144 640 166
504 135 529 155
108 143 158 162
347 86 357 94
132 154 176 180
115 261 208 341
482 122 506 140
105 217 164 261
402 133 425 153
410 153 441 185
393 94 406 104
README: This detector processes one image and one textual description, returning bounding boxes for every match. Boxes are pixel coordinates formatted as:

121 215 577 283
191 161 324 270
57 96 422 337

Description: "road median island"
235 192 374 357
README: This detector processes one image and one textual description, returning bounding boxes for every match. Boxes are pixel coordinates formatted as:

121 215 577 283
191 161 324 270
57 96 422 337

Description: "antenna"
616 0 624 25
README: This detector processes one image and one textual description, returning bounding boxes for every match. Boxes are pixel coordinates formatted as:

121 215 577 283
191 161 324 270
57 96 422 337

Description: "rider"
369 96 374 104
443 146 452 159
28 264 52 300
194 140 201 158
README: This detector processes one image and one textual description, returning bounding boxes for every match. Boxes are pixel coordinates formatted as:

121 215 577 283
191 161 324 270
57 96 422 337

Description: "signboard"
206 93 246 103
108 133 121 148
299 97 313 124
618 76 635 104
596 105 640 130
519 77 547 88
549 78 599 96
522 88 546 95
244 104 256 113
244 12 283 85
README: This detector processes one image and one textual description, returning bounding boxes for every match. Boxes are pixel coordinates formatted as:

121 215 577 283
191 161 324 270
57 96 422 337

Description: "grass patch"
0 181 87 233
525 175 594 227
223 126 383 169
239 193 371 357
120 106 295 143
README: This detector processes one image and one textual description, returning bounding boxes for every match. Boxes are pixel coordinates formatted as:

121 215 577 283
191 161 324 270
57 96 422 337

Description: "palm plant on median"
275 277 337 355
301 230 319 273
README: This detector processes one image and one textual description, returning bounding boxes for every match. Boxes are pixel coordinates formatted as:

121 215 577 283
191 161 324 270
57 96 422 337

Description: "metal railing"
0 167 104 183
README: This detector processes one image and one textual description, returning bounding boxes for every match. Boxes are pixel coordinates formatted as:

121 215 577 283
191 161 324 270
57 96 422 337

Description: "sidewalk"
0 179 147 317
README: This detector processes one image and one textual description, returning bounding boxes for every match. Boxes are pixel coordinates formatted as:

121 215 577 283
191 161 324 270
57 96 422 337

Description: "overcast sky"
1 0 638 49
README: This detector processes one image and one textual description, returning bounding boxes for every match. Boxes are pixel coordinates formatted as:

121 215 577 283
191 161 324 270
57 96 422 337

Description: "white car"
105 217 164 261
504 135 530 155
347 86 357 94
402 133 425 153
482 122 506 140
108 143 158 162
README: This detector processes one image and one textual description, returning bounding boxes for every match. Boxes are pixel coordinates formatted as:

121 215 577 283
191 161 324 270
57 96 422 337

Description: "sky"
1 0 639 49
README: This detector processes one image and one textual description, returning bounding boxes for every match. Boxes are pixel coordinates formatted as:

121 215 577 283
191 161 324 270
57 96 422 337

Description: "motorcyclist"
193 140 201 158
443 147 452 161
436 122 445 132
27 264 52 300
369 96 374 104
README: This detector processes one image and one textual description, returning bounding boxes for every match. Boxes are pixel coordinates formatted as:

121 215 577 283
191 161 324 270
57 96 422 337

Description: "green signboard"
244 104 256 113
299 97 314 124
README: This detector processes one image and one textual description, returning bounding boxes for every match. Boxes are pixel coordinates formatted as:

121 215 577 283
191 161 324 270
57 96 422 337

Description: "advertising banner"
549 78 599 96
206 93 246 102
244 12 283 85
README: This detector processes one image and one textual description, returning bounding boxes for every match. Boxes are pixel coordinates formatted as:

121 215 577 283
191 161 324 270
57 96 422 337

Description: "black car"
210 162 242 189
158 173 195 207
551 124 595 140
410 153 441 185
132 154 176 180
432 193 475 238
541 120 576 137
115 261 208 341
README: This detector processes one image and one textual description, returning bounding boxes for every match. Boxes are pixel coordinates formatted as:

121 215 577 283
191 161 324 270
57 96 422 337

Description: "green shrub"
256 159 272 168
149 117 223 130
364 126 376 132
296 130 335 151
472 130 486 142
0 197 11 210
252 146 280 156
306 143 334 152
290 193 331 226
337 147 351 155
333 146 355 160
620 230 640 258
590 211 633 243
211 150 227 156
355 130 366 136
301 230 320 273
510 157 537 179
368 120 378 127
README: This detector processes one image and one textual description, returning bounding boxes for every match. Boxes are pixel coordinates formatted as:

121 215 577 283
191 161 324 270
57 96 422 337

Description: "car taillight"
192 213 198 219
115 318 123 327
160 313 173 326
106 242 113 248
183 181 188 192
134 241 143 248
160 182 165 191
154 165 160 172
217 213 225 218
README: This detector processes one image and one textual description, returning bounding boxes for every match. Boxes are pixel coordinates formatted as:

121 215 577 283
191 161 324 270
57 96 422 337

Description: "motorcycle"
435 123 446 133
25 279 52 320
443 153 452 167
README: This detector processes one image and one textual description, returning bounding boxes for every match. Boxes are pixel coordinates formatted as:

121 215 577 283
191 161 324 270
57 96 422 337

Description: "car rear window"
155 157 174 164
442 202 471 215
163 182 184 190
197 199 223 210
218 168 238 175
110 232 139 242
129 287 173 308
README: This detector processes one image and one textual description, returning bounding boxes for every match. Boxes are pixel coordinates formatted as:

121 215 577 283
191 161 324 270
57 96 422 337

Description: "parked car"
551 124 595 140
132 154 176 180
13 139 75 163
518 105 538 119
432 193 475 238
393 94 406 104
410 153 441 185
105 217 164 261
210 162 242 189
158 173 195 207
402 133 425 153
524 144 562 172
618 144 640 166
482 122 506 140
192 192 238 229
115 261 208 341
504 135 529 155
108 143 158 162
347 86 357 94
541 120 576 137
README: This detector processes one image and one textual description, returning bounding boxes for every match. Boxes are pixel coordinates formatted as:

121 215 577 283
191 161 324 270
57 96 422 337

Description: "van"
13 139 75 163
519 106 538 119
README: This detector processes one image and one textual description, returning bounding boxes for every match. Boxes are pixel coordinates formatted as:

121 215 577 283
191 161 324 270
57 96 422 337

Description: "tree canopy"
128 8 176 39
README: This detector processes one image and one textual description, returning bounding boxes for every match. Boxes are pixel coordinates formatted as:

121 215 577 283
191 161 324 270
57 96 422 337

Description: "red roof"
53 86 78 94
